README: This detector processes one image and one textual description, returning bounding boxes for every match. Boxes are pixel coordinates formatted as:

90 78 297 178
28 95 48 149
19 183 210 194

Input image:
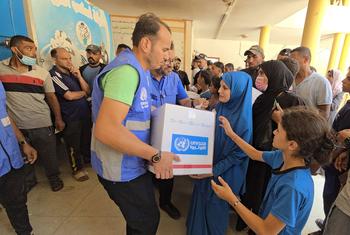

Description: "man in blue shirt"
150 43 207 219
0 82 37 235
50 48 91 182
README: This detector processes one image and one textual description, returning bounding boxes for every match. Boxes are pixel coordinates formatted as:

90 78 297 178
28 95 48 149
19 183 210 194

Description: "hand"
153 151 180 179
22 144 37 164
334 151 349 172
337 129 350 143
69 66 82 78
55 119 65 132
219 116 234 138
211 176 236 202
193 98 209 109
189 173 213 179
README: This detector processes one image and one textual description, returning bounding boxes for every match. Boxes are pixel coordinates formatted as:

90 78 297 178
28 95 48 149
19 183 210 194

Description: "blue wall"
0 0 28 60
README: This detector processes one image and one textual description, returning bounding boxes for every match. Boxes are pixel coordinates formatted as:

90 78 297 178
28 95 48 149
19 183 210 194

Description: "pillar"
258 25 271 52
327 33 345 71
301 0 328 63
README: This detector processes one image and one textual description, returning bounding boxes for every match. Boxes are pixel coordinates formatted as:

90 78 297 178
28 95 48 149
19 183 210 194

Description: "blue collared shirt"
151 71 188 108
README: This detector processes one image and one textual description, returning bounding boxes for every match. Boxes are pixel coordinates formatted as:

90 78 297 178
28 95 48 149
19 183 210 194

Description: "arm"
212 177 285 235
9 117 37 164
94 97 179 179
63 90 87 101
317 104 330 119
70 66 90 95
45 92 65 131
219 116 263 162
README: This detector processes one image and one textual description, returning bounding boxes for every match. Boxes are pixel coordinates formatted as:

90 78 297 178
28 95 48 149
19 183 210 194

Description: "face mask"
15 48 37 66
255 77 268 92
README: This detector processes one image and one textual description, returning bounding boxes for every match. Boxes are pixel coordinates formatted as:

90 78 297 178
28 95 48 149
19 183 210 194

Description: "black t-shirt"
174 69 190 87
333 100 350 132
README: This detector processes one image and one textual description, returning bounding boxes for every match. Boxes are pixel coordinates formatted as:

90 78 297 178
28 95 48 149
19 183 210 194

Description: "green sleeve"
101 65 139 106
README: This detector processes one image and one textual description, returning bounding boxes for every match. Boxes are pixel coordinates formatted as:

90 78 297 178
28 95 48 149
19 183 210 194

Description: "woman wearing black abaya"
235 60 295 232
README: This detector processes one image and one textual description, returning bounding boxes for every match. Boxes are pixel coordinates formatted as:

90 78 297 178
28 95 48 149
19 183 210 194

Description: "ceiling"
91 0 309 44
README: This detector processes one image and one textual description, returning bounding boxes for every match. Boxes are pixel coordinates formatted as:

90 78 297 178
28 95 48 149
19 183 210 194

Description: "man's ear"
139 37 152 54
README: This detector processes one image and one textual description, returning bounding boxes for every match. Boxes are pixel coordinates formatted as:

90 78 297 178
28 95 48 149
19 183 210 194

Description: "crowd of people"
0 12 350 235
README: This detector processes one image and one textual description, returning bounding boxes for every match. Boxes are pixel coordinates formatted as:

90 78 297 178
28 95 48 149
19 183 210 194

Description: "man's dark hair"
198 70 211 85
225 63 234 71
132 13 171 46
280 57 300 78
213 62 224 73
175 57 181 62
117 43 131 51
50 48 58 58
279 48 291 57
211 76 221 91
291 46 312 62
9 35 34 48
207 60 213 66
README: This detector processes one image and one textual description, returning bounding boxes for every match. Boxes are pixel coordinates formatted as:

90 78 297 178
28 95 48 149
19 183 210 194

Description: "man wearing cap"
193 53 208 87
79 44 106 93
49 47 91 181
244 45 264 69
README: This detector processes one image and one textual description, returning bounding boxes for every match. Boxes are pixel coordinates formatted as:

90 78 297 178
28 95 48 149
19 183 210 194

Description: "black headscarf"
252 60 294 150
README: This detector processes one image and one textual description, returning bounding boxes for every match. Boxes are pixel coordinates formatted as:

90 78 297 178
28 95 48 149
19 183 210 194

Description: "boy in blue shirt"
211 107 334 235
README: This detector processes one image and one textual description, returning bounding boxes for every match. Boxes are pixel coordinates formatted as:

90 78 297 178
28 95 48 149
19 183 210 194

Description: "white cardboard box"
149 103 215 175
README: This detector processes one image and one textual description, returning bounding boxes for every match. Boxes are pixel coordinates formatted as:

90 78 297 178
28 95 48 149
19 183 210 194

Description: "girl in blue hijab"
186 71 253 235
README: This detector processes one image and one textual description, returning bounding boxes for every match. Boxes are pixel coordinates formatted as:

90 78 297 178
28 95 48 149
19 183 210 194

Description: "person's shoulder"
310 72 328 83
32 64 51 78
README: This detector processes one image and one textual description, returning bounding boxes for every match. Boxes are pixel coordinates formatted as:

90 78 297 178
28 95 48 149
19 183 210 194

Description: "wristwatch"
151 151 161 163
344 136 350 150
19 139 28 146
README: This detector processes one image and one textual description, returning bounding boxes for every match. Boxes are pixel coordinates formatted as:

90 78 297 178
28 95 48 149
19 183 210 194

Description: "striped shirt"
0 59 54 129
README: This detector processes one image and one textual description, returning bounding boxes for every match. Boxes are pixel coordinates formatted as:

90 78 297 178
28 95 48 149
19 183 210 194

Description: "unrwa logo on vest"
140 87 149 109
174 137 190 152
140 87 147 101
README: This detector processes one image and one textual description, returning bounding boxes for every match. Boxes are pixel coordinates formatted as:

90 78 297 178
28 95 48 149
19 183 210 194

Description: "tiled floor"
0 159 325 235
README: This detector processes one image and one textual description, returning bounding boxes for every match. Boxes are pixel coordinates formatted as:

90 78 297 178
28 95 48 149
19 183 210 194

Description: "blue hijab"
213 71 253 188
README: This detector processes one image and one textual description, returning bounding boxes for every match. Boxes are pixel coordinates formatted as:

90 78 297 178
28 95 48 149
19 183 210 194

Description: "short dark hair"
281 107 334 165
225 63 234 71
117 43 131 50
132 13 171 46
9 35 34 47
50 48 58 58
198 70 211 85
170 41 174 50
174 57 181 62
213 62 224 73
211 76 221 91
291 46 311 62
207 60 213 66
279 48 291 57
280 57 299 78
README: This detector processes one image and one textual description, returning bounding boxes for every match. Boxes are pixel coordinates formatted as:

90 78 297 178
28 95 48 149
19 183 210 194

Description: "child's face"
272 122 288 150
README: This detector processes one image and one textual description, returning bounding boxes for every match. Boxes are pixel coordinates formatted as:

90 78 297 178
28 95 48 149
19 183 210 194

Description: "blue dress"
186 72 253 235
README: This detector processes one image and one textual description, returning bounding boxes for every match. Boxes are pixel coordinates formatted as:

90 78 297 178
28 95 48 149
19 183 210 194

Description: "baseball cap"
197 53 207 60
86 44 101 53
244 45 264 57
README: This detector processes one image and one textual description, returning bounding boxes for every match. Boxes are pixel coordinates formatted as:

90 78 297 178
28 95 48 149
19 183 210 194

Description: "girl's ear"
288 140 299 152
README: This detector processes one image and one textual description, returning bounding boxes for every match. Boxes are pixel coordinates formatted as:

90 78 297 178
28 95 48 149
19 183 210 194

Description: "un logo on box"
171 134 208 156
